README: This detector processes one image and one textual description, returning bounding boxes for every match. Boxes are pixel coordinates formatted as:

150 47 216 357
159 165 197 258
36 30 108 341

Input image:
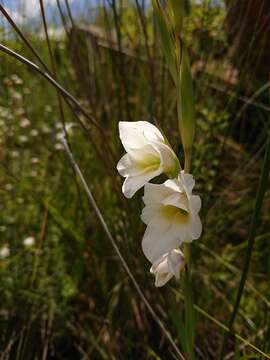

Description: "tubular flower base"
117 121 180 198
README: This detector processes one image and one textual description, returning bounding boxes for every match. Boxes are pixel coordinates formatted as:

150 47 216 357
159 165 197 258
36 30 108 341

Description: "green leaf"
152 0 177 83
177 45 195 163
167 0 185 35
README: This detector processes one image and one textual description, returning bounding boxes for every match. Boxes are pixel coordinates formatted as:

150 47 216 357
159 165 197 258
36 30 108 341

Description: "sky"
0 0 98 25
0 0 224 28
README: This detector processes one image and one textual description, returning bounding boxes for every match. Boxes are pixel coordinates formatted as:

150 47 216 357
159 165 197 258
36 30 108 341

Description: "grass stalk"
183 255 195 359
183 139 195 359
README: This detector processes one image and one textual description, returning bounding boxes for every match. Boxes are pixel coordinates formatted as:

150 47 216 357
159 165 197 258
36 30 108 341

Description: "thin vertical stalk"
109 0 131 121
64 0 75 28
56 0 69 34
183 131 195 360
219 133 270 358
135 0 156 118
183 246 195 360
39 0 67 134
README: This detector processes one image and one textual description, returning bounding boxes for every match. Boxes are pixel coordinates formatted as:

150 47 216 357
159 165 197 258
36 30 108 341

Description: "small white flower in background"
5 183 13 191
55 143 64 151
56 132 63 141
11 74 23 85
64 122 76 134
150 249 184 287
11 90 22 102
30 170 38 178
41 125 51 134
11 150 20 158
141 170 202 263
56 123 76 141
56 122 63 129
0 245 10 259
15 108 24 117
20 118 31 128
117 121 180 198
19 135 28 143
0 226 7 232
31 157 39 165
30 129 39 137
23 237 35 247
45 105 52 113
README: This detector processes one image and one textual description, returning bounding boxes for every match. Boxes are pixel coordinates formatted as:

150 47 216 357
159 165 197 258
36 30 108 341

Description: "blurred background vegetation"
0 0 270 359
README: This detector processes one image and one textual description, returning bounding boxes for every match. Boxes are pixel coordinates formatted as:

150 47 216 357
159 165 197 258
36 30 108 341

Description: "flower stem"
183 243 195 359
184 148 192 173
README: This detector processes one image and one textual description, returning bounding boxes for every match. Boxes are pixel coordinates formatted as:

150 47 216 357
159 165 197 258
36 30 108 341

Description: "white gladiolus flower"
150 249 184 287
0 245 10 259
117 121 180 198
141 170 202 262
23 237 35 247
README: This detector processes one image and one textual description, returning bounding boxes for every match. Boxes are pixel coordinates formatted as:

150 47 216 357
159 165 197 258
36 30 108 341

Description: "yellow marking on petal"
136 153 161 172
161 205 189 224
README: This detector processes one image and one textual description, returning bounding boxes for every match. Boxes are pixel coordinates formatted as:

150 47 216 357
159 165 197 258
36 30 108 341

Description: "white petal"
119 121 164 152
150 254 174 287
162 193 189 213
171 219 189 244
141 204 162 225
142 224 180 262
168 249 184 278
122 169 161 198
143 182 173 206
154 271 173 287
190 195 201 214
188 214 202 239
150 253 168 274
183 234 193 243
128 145 160 169
138 121 164 143
164 178 182 192
119 121 147 151
150 250 183 287
152 142 178 173
117 145 160 178
117 153 140 177
180 171 195 194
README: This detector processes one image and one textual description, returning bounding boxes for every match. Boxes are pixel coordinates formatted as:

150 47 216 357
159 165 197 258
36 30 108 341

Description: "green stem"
184 148 192 173
183 243 195 359
219 133 270 358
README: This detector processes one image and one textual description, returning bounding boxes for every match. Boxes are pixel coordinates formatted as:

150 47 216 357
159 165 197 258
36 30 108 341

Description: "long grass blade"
172 289 270 359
